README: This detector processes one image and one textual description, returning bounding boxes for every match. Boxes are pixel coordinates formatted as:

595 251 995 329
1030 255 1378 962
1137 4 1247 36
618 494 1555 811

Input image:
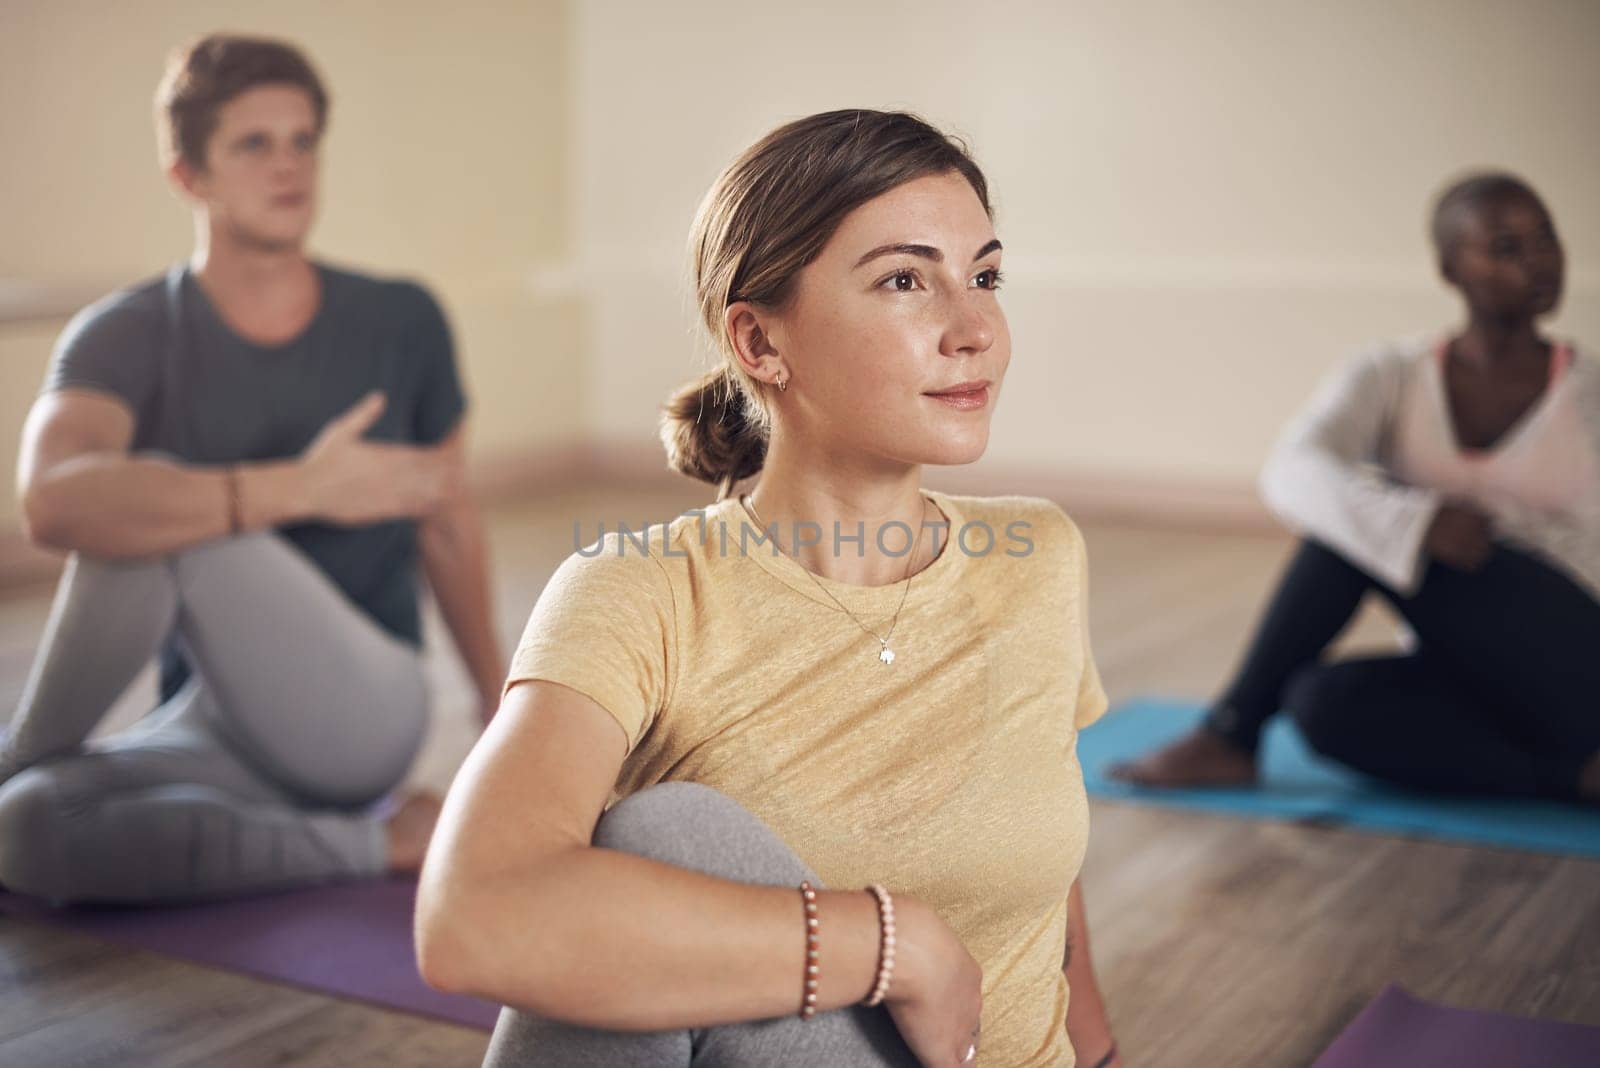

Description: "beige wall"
0 0 579 529
569 0 1600 489
3 0 1597 536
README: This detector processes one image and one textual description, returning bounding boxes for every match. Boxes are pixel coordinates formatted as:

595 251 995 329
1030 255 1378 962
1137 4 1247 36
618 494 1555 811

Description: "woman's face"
1446 192 1565 322
764 170 1010 469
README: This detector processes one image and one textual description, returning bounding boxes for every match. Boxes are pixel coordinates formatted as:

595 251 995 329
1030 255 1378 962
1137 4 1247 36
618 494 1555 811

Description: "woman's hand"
299 392 452 525
884 895 984 1067
1425 502 1493 572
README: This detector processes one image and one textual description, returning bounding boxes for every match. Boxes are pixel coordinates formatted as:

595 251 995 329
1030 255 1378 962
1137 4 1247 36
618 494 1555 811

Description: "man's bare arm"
17 389 309 558
19 388 449 559
418 422 504 723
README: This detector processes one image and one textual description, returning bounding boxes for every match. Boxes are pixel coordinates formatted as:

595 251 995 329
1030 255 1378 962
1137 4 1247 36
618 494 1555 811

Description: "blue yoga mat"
1078 698 1600 858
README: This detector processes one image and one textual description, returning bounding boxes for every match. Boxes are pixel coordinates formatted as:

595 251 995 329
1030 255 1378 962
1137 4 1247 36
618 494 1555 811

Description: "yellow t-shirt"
504 489 1109 1067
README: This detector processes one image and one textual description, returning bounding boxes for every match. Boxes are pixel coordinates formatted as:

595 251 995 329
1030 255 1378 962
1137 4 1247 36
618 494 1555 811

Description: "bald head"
1430 172 1547 275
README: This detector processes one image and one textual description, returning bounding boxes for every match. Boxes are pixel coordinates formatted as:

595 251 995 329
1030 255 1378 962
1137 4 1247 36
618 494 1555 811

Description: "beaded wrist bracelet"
862 883 896 1007
798 881 820 1020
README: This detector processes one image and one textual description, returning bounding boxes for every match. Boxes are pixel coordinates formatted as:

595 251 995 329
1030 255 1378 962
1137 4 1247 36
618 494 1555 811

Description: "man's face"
181 84 321 252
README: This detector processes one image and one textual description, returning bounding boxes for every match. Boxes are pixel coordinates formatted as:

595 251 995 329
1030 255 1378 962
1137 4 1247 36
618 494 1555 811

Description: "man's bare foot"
1107 725 1258 788
1579 750 1600 805
385 791 444 872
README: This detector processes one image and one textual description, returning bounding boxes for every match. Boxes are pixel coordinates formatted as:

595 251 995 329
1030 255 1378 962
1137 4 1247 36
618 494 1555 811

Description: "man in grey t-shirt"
0 34 503 904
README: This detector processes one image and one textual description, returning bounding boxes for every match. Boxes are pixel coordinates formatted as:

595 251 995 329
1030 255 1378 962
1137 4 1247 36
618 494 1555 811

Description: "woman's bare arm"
414 677 922 1031
1064 879 1121 1066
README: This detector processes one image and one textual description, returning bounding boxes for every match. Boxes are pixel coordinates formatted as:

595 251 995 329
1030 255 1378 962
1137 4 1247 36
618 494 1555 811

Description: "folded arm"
1258 347 1441 594
20 387 453 561
18 388 309 558
415 679 898 1028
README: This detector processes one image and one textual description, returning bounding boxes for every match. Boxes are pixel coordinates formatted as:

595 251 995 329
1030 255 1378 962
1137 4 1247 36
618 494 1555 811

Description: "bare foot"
385 791 444 872
1579 750 1600 805
1107 725 1258 788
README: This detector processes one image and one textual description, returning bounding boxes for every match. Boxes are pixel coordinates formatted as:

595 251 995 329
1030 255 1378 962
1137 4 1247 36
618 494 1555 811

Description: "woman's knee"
483 1008 692 1068
594 781 735 847
593 782 817 888
1285 664 1360 759
1297 538 1377 584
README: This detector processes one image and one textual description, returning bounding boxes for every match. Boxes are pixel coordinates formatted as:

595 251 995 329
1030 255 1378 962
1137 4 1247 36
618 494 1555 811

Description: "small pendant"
878 645 895 665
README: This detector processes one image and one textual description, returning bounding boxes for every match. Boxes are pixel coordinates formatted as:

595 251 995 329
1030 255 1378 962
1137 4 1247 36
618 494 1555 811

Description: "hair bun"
659 369 768 497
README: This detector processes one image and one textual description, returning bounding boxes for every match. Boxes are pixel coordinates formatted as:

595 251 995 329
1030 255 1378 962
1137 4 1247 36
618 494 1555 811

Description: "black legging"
1204 538 1600 800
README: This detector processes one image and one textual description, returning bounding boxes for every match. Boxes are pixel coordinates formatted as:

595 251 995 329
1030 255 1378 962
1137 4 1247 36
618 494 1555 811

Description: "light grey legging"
0 531 428 904
483 781 921 1068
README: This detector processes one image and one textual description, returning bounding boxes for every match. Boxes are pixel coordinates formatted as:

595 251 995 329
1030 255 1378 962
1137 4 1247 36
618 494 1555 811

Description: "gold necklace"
740 493 928 665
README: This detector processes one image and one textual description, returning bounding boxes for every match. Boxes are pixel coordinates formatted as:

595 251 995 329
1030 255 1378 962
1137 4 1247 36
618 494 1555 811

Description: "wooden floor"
1 483 1597 1066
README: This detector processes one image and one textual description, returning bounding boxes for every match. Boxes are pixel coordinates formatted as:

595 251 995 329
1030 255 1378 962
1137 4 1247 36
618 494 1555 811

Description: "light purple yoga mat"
1313 983 1600 1067
0 876 500 1030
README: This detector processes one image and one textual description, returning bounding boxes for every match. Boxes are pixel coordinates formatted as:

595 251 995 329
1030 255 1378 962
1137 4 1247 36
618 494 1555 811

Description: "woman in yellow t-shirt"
415 109 1122 1068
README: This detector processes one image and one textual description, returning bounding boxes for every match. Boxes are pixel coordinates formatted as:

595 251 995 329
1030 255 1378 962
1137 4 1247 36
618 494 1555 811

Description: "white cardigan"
1258 333 1600 602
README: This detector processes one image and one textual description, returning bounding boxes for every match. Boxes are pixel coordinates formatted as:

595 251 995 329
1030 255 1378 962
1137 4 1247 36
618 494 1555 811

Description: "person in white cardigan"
1111 172 1600 804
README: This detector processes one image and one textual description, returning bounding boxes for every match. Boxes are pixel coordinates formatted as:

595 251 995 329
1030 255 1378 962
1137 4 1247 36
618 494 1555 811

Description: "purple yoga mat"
1313 983 1600 1067
0 876 500 1030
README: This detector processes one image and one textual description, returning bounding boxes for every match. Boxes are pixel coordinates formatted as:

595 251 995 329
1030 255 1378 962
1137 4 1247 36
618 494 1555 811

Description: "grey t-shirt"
42 261 467 702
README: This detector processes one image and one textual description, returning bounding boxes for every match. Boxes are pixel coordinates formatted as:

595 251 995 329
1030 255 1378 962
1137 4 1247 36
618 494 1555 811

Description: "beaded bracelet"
798 880 820 1020
862 883 896 1007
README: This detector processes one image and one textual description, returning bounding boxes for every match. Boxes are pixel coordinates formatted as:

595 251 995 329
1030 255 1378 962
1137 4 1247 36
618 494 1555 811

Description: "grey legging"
0 531 428 904
483 781 921 1068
